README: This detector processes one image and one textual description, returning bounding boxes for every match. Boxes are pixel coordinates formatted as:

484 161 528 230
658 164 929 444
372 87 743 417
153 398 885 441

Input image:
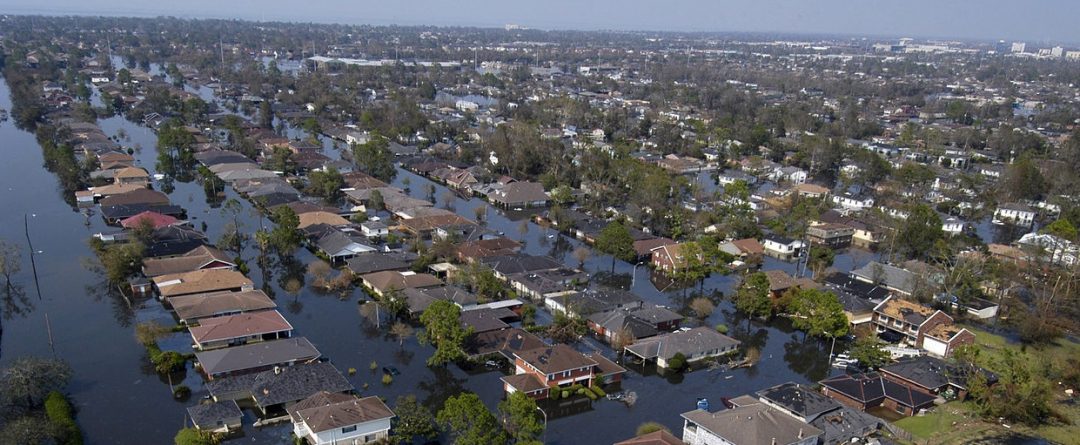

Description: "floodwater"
0 72 880 445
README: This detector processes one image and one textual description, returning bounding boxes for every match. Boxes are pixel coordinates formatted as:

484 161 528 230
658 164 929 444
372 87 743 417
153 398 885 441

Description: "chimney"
771 438 777 445
798 428 804 439
274 366 281 375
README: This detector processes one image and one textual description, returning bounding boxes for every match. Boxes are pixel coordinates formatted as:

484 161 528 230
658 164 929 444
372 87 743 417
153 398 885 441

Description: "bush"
45 391 83 445
549 389 560 400
715 324 729 334
173 385 191 399
667 352 688 371
592 386 606 397
381 374 393 385
561 390 570 399
636 421 670 436
174 427 218 445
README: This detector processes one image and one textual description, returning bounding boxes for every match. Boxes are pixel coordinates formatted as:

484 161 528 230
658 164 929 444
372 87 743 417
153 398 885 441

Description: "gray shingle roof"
195 337 321 377
187 400 242 429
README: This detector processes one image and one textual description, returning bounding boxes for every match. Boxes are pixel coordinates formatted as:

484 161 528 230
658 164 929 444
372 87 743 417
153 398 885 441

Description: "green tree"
174 427 218 445
268 206 302 254
1001 156 1047 202
734 272 772 322
498 392 544 444
352 136 397 182
635 421 670 436
787 288 850 340
418 300 472 366
595 220 635 271
0 415 55 445
95 241 145 285
45 391 83 445
258 100 273 129
1042 218 1078 242
265 146 295 174
437 392 508 445
896 204 943 260
848 335 890 369
393 395 438 443
964 348 1052 426
307 167 345 202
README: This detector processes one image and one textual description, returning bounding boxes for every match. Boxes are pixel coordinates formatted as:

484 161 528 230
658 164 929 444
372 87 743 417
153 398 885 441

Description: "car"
382 366 400 376
484 360 501 368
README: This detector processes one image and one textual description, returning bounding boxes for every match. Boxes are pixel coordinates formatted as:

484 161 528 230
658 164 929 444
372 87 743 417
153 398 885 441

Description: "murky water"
0 73 887 444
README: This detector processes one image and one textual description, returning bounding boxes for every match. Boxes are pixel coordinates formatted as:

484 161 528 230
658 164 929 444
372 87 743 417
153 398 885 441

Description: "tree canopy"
436 392 508 445
418 300 472 366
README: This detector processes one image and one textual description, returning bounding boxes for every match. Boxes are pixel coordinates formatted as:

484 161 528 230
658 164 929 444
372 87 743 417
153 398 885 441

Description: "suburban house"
871 297 968 355
168 289 277 324
650 243 694 273
189 310 293 351
624 327 741 369
315 230 376 264
455 237 523 262
850 262 915 297
479 254 563 280
819 373 937 417
360 221 389 239
288 392 395 445
120 211 181 230
544 288 643 318
187 400 242 433
359 271 443 297
142 245 236 277
806 222 854 248
153 269 254 299
942 217 966 235
752 382 881 444
507 268 588 302
793 183 829 199
831 191 875 210
756 382 841 423
633 237 678 261
587 304 683 345
992 203 1036 226
297 211 351 230
205 362 351 414
681 404 822 445
345 252 417 275
763 235 806 261
770 166 808 184
880 356 991 400
195 337 321 380
487 181 549 208
501 344 626 399
613 430 683 445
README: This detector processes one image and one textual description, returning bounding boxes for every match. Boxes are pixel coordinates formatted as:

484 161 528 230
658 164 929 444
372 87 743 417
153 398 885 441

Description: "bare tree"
690 297 715 319
572 247 591 269
390 321 415 348
308 260 332 289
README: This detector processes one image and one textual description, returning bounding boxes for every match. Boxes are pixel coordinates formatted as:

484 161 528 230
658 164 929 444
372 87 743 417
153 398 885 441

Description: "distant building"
1011 42 1026 53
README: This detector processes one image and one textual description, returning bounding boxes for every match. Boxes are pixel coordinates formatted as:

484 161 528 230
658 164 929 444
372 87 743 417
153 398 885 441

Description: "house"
942 217 966 235
153 269 254 299
195 337 321 380
98 188 170 207
297 211 351 229
717 169 758 186
826 285 878 326
360 271 442 297
819 373 937 417
488 181 549 208
168 290 277 324
1017 232 1079 266
613 430 683 445
587 304 683 345
112 166 151 186
344 252 417 275
189 310 293 350
120 211 180 230
756 382 841 423
402 285 478 315
360 221 389 239
769 166 808 184
871 297 957 352
456 237 523 262
793 183 829 199
806 223 854 248
142 245 235 278
624 327 741 369
480 254 562 280
507 268 588 302
831 191 875 210
681 404 822 445
206 361 351 413
921 323 975 358
501 344 625 399
650 243 694 273
880 356 989 400
544 288 642 318
187 400 242 432
315 230 375 264
992 203 1036 226
850 262 915 296
632 237 677 261
288 393 395 445
763 235 806 261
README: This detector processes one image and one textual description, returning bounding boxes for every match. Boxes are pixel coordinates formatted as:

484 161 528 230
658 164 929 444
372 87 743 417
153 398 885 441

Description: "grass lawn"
894 405 966 439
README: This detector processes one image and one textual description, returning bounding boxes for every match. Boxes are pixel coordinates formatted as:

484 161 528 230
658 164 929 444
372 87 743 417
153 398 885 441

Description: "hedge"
45 391 83 445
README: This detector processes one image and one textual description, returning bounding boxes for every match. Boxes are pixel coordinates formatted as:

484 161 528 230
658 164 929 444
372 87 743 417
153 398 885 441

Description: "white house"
942 217 965 235
993 203 1036 226
762 235 806 261
832 192 875 210
360 221 389 239
682 404 821 445
1017 232 1079 266
769 166 808 184
288 393 395 445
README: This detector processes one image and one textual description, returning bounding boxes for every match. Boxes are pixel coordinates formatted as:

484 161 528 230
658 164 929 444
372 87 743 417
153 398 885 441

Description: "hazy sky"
4 0 1079 45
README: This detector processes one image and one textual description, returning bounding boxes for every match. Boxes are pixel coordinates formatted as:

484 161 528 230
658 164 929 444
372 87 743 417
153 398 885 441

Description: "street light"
537 403 548 442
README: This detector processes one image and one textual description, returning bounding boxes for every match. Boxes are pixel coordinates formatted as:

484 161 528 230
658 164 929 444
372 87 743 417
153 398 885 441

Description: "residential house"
992 203 1036 226
880 356 990 400
189 310 293 351
806 222 854 248
587 304 683 345
120 211 180 230
770 166 808 184
850 262 916 296
831 191 875 210
871 297 960 353
195 337 321 380
507 268 587 302
650 243 696 274
717 169 759 186
681 404 822 445
754 382 881 444
360 221 389 239
315 230 375 264
360 271 442 297
297 211 351 230
793 183 829 199
545 288 642 318
488 181 549 208
142 246 236 278
501 344 625 399
480 254 563 280
921 323 976 358
205 361 350 413
344 252 417 275
288 393 394 445
456 237 523 262
632 237 677 261
1017 232 1079 266
168 290 277 324
187 400 242 433
819 373 937 417
154 269 254 299
763 235 806 261
942 217 966 235
624 327 741 369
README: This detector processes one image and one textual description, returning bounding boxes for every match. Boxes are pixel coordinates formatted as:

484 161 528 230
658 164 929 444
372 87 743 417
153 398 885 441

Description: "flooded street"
1 73 879 444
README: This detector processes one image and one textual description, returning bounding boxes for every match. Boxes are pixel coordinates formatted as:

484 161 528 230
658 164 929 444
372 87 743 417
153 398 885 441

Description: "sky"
3 0 1080 45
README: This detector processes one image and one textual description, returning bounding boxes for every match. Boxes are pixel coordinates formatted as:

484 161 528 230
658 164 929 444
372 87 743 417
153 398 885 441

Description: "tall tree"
498 392 544 444
393 395 438 443
352 136 397 182
896 204 944 261
734 272 772 323
595 220 635 271
437 392 508 445
418 300 472 366
788 288 850 340
268 206 302 254
0 357 72 410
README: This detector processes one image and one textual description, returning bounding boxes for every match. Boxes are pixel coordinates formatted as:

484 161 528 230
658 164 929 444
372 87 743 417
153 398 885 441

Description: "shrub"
173 385 191 399
592 386 606 397
636 421 670 436
561 390 570 399
347 367 357 375
369 360 378 371
549 389 560 400
667 352 688 371
715 324 729 334
381 374 393 385
45 391 83 445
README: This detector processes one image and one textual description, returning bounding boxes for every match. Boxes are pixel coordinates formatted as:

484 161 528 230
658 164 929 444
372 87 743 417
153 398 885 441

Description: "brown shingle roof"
142 245 235 277
515 344 597 375
153 269 253 298
291 395 394 433
189 310 292 344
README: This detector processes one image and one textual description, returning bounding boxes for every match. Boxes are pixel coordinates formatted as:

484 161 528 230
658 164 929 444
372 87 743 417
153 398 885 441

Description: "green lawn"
894 406 965 439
